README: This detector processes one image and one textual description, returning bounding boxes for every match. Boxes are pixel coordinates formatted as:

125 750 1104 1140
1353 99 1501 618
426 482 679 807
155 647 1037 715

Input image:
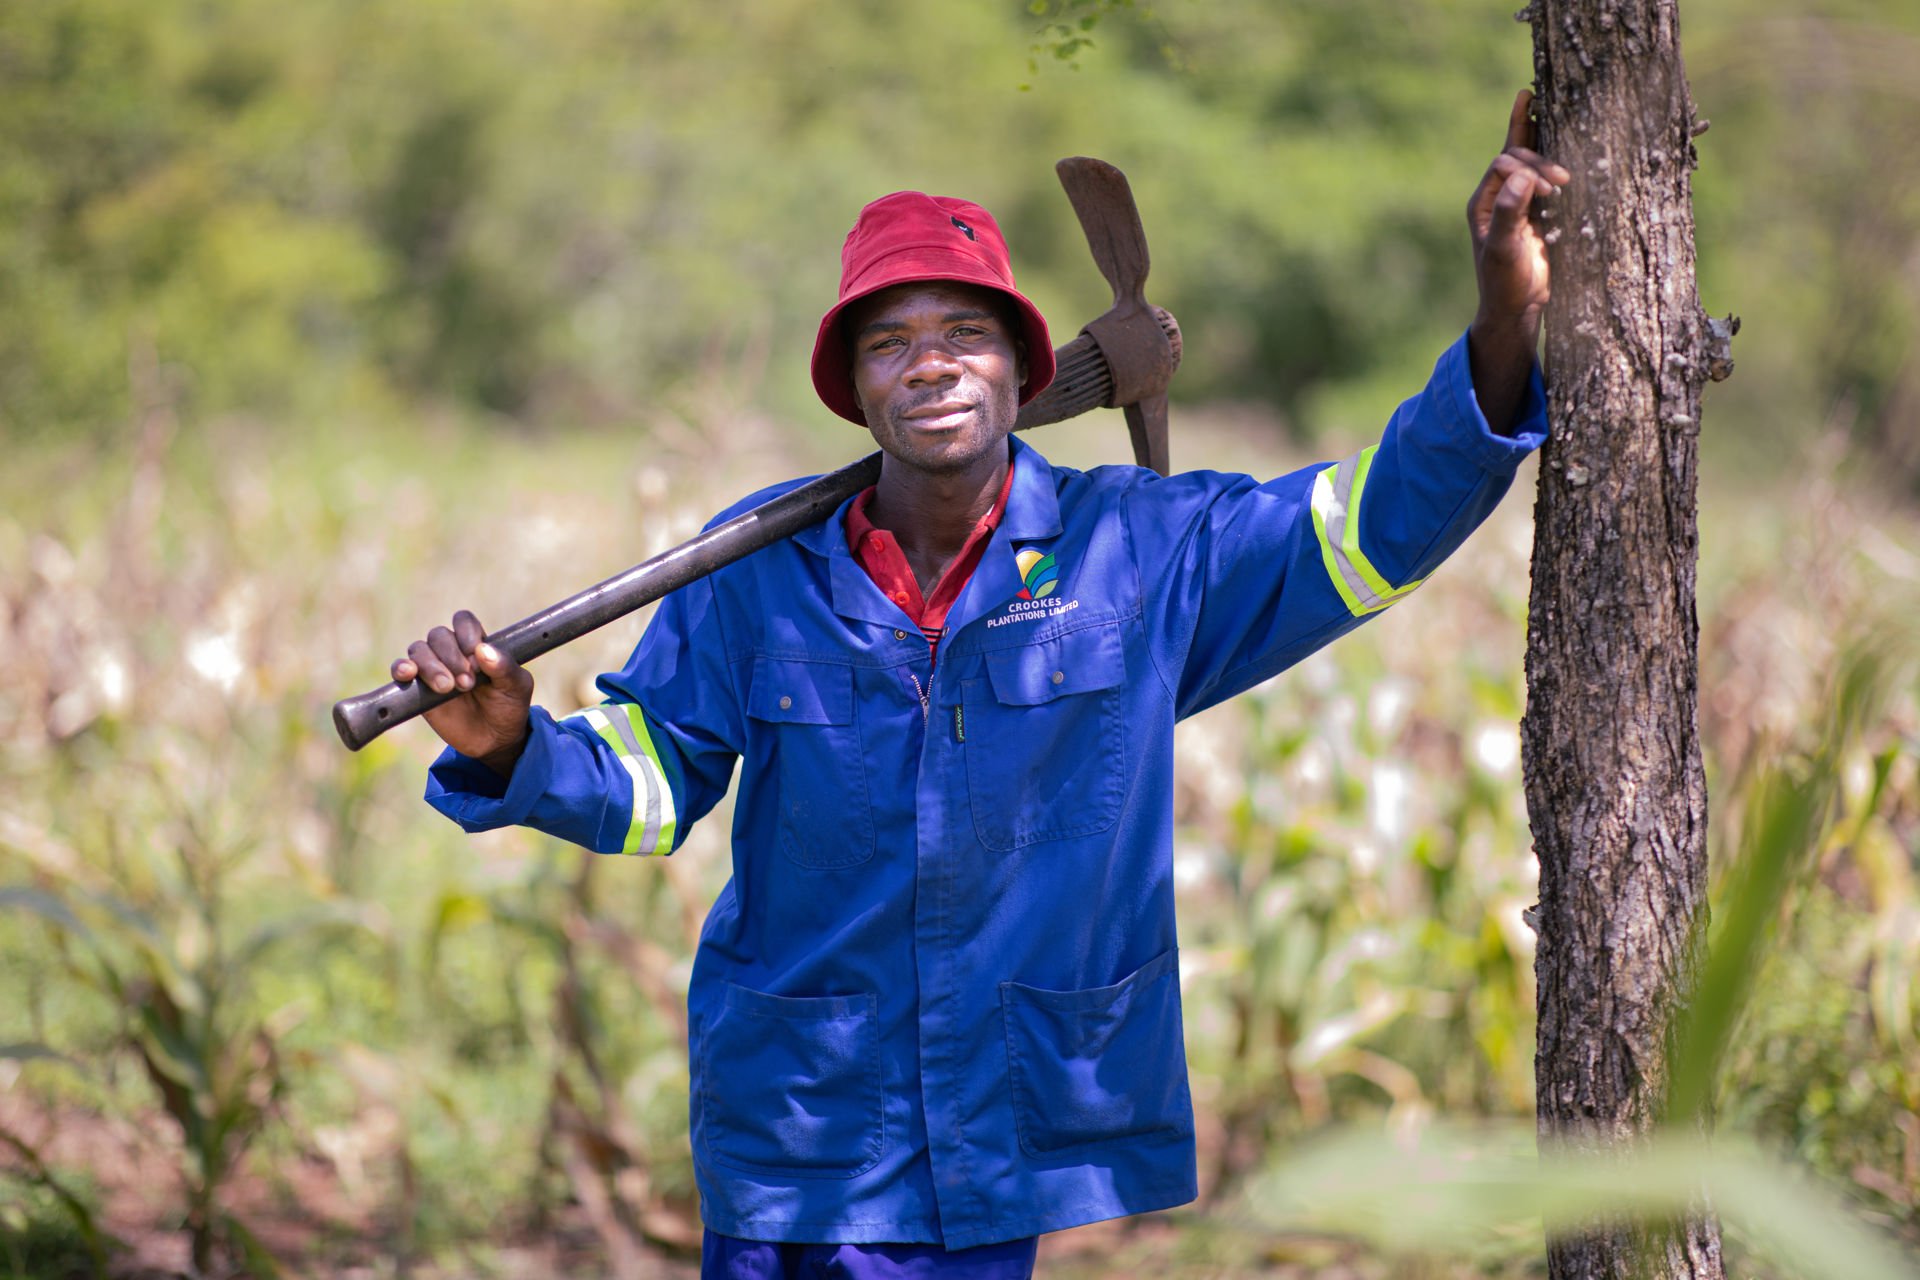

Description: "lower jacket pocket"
1000 949 1192 1158
702 983 884 1178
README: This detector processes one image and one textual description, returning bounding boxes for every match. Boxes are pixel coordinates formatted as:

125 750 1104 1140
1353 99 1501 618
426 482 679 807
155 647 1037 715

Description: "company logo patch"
989 547 1079 629
950 215 975 241
1015 548 1059 600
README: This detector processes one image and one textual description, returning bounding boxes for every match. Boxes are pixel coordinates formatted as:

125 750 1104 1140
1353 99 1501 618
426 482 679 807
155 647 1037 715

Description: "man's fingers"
406 639 451 692
459 611 528 697
1467 162 1511 238
473 640 516 678
1469 161 1542 238
1506 89 1534 152
426 626 474 691
1502 147 1572 187
1491 153 1561 199
452 610 487 654
1487 169 1536 245
474 641 531 693
393 612 506 697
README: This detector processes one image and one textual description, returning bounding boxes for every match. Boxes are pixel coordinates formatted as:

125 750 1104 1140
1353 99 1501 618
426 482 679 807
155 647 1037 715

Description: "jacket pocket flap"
999 947 1178 1013
747 658 853 724
723 983 874 1021
984 623 1125 706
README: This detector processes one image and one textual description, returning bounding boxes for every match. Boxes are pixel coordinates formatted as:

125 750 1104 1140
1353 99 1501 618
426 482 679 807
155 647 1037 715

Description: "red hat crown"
810 192 1054 425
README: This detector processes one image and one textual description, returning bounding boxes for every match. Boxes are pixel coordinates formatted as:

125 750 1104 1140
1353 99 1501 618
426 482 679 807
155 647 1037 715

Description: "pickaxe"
333 157 1179 751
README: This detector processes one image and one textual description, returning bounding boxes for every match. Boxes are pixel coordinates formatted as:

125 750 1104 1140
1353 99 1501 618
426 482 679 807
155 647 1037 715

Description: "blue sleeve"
424 574 743 854
1126 330 1547 720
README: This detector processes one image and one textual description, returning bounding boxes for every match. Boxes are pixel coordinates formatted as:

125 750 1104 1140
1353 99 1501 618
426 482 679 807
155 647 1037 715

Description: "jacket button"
894 629 908 640
1051 670 1065 684
778 695 792 710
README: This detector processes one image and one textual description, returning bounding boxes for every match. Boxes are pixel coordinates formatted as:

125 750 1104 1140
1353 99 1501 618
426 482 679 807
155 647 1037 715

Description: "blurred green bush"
3 0 1917 484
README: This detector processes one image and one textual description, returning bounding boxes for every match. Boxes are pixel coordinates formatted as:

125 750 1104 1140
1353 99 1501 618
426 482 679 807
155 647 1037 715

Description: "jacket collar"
791 436 1064 632
943 436 1062 638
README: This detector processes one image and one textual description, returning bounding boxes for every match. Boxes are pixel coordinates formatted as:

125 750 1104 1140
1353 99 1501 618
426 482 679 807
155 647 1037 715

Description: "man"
394 94 1569 1278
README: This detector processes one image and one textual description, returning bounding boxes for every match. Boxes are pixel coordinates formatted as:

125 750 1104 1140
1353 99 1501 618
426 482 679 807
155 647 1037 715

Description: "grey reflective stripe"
600 706 663 855
1311 446 1422 617
570 705 668 855
1320 454 1383 610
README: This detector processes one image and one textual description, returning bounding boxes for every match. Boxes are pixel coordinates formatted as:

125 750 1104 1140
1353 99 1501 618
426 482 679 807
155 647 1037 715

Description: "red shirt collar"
844 458 1016 657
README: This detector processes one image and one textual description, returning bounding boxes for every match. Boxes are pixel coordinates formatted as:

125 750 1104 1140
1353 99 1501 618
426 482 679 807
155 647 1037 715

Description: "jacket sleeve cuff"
423 706 560 832
1435 328 1549 472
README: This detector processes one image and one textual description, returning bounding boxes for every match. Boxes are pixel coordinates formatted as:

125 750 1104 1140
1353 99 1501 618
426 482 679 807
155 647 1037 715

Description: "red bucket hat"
810 192 1054 425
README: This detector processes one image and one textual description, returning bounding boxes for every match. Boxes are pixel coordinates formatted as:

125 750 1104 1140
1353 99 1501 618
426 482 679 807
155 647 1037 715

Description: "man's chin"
874 433 1004 477
881 443 977 475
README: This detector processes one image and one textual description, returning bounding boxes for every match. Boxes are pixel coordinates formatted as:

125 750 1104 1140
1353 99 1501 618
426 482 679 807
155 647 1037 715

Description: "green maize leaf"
486 900 570 953
425 890 492 979
1668 766 1829 1126
133 948 212 1025
131 1005 212 1097
0 1043 72 1067
1246 1123 1916 1279
0 1121 116 1269
231 900 389 970
0 887 93 944
74 888 165 951
221 1209 283 1279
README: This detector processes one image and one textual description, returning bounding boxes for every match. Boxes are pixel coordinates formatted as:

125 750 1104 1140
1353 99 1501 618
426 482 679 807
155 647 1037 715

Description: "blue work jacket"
427 332 1547 1249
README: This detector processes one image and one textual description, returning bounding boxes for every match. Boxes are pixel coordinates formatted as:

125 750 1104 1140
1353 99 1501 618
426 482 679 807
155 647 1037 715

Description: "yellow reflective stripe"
1311 468 1366 616
614 702 678 853
1341 448 1398 601
567 704 677 855
1310 446 1425 618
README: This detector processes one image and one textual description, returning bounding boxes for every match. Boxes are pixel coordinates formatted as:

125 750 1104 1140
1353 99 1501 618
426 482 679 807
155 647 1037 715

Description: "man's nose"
905 340 963 386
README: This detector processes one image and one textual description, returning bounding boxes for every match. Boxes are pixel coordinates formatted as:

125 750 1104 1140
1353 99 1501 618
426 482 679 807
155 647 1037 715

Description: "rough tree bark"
1520 2 1732 1278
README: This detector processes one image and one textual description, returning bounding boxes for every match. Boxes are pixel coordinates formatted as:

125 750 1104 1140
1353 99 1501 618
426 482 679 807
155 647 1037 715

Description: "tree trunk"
1520 2 1728 1277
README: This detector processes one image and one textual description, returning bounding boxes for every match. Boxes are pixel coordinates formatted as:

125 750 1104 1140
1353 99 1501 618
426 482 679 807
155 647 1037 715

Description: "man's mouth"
901 401 977 431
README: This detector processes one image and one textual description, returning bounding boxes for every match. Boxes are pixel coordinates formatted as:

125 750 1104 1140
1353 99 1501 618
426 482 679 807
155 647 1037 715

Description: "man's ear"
1016 338 1029 390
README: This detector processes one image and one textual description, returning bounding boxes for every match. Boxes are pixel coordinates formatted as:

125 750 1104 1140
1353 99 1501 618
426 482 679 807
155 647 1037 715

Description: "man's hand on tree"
391 609 534 775
1466 89 1572 434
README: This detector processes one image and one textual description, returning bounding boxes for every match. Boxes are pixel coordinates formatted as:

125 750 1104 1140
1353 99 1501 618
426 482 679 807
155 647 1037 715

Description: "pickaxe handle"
331 308 1180 751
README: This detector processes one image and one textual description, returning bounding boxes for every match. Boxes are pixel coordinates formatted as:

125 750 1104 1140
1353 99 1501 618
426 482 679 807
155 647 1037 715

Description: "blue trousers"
701 1229 1039 1279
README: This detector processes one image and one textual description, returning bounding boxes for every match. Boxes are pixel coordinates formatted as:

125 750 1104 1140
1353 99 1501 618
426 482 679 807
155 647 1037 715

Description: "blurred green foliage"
3 407 1915 1275
1245 1123 1916 1280
4 0 1918 478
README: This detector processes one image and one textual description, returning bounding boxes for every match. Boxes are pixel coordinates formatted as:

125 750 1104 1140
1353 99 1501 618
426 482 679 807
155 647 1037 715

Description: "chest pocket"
747 658 875 870
961 621 1128 851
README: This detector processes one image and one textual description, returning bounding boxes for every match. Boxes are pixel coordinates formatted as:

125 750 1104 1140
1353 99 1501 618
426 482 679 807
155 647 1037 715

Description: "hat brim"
810 252 1055 426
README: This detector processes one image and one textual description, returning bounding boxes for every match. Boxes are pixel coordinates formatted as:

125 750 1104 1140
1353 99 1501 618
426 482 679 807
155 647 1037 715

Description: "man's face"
845 281 1027 478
